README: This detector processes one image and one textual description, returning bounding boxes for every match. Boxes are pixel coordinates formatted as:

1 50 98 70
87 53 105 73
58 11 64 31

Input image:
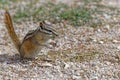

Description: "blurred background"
0 0 120 27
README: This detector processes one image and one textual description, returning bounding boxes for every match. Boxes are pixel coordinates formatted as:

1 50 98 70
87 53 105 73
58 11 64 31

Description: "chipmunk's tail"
4 11 21 51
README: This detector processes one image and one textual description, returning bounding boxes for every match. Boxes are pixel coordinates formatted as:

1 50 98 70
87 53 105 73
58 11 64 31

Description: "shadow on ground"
0 54 21 64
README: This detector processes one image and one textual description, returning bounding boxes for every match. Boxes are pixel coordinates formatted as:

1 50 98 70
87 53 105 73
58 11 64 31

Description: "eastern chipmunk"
4 11 58 59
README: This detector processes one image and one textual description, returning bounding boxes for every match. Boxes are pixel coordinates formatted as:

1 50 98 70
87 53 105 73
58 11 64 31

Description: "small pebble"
117 46 120 50
97 29 101 32
103 13 111 19
0 50 1 54
93 39 97 42
64 63 70 69
105 25 110 30
113 40 119 43
99 41 104 44
41 62 53 67
72 75 81 80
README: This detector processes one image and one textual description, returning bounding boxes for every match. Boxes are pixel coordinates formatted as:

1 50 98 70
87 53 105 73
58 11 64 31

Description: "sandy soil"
0 0 120 80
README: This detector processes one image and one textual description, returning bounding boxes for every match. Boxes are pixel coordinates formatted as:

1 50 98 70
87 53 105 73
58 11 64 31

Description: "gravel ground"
0 0 120 80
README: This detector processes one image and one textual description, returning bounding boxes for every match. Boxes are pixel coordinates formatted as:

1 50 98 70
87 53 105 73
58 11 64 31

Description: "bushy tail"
4 11 21 51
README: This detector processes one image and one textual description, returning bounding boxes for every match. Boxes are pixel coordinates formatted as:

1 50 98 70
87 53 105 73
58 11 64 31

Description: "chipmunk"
4 11 58 59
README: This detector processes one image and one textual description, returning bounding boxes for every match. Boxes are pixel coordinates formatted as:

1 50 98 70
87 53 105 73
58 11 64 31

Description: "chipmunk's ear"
39 22 43 29
39 21 46 29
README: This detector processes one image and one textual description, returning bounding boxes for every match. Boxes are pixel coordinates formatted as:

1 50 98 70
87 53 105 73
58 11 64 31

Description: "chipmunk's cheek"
49 35 55 39
49 34 57 39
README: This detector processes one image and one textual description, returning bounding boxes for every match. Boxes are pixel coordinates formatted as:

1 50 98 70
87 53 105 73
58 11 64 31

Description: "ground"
0 0 120 80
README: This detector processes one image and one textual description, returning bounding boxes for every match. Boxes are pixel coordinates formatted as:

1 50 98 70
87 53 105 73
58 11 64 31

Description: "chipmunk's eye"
46 29 52 32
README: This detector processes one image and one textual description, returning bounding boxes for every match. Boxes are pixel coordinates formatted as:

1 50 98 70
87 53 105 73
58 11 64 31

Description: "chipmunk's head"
38 21 58 39
35 21 58 47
